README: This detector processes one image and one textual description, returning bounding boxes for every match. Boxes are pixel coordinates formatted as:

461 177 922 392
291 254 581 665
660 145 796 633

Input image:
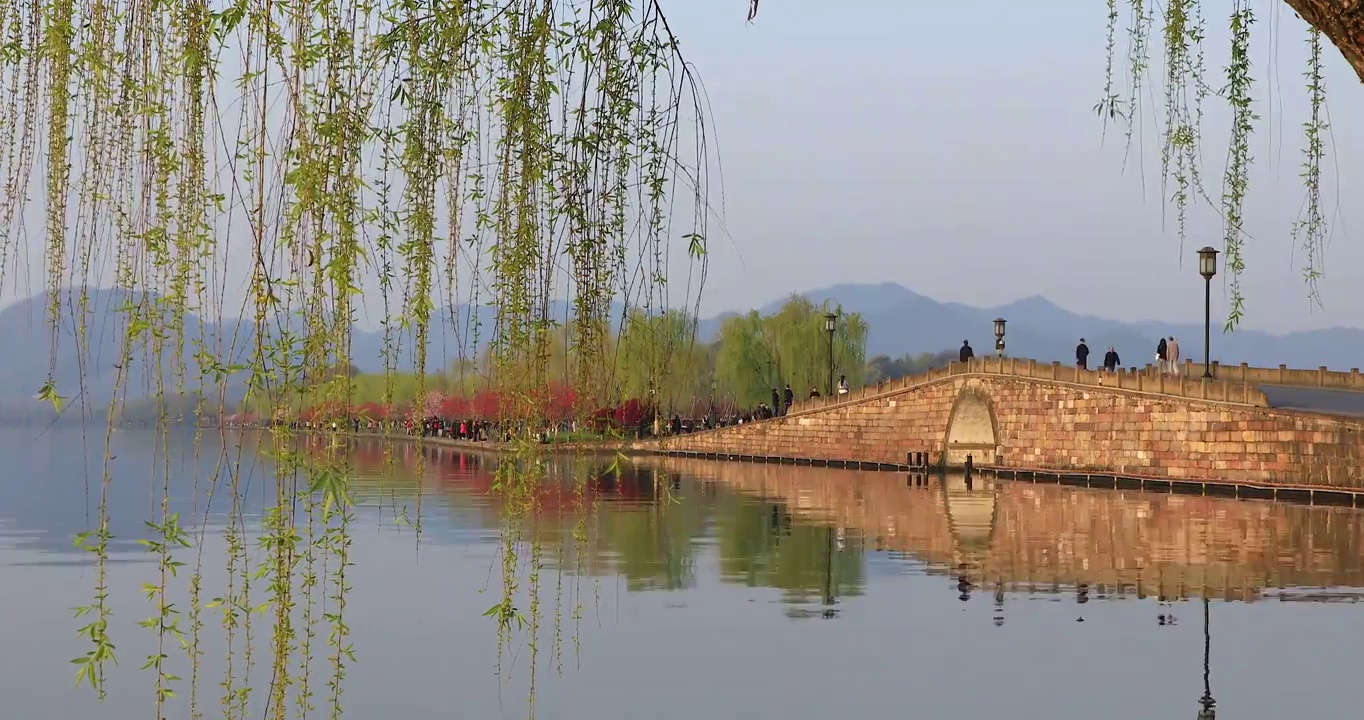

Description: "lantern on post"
1197 247 1219 379
824 312 838 397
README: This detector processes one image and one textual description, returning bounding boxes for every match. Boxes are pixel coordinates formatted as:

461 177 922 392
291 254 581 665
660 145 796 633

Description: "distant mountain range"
1 282 1360 404
775 282 1364 371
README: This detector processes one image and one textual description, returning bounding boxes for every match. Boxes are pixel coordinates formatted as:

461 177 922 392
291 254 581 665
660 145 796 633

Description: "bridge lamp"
824 312 838 397
1197 246 1219 379
993 317 1007 357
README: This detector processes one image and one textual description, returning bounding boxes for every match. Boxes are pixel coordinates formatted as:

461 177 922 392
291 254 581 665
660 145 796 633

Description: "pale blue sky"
3 1 1359 337
662 0 1362 333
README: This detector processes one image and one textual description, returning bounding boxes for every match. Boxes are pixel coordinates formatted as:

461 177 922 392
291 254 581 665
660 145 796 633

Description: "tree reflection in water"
321 437 870 611
308 436 1364 615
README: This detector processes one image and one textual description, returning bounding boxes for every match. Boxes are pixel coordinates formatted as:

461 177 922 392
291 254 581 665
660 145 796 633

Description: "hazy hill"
785 281 1364 370
1 282 1360 405
0 288 255 407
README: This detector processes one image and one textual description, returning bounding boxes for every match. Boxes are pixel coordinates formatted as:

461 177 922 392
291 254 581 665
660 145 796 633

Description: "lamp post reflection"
1198 596 1216 719
822 524 844 618
993 582 1005 627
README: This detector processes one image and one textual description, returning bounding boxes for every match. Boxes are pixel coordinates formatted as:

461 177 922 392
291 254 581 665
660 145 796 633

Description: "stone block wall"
643 374 1364 490
649 378 963 466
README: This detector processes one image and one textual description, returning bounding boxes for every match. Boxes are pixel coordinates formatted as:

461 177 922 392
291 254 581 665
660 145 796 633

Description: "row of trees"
865 350 959 384
714 296 869 407
242 295 876 421
115 300 973 425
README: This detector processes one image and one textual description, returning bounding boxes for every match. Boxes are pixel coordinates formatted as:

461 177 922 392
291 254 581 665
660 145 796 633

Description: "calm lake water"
3 427 1364 719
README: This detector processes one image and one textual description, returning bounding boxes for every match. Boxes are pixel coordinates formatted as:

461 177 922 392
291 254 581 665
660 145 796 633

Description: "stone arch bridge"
640 357 1364 494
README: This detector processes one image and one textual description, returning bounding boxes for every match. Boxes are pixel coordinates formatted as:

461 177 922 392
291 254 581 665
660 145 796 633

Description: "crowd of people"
1074 336 1185 374
270 374 862 443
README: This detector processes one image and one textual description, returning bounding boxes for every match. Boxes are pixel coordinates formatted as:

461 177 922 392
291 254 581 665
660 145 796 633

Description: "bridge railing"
786 355 1268 417
1176 360 1364 391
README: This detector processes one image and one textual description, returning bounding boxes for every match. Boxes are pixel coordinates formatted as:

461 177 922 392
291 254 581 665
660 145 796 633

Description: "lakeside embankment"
301 428 636 457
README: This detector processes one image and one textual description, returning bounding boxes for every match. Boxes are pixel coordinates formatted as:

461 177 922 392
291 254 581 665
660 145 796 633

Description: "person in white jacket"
1167 336 1181 374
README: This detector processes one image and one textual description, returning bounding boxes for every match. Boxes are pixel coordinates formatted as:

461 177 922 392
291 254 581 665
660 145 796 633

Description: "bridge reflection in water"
327 436 1364 607
649 455 1364 602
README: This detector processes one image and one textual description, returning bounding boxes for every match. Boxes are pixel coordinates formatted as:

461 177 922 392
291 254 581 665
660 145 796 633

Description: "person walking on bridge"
959 340 974 363
783 384 794 415
770 388 780 417
1167 336 1181 375
1076 339 1090 370
1103 346 1120 372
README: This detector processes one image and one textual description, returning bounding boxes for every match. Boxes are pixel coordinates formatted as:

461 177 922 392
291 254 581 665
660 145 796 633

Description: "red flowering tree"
615 398 646 428
420 391 443 419
356 402 390 420
472 389 501 419
589 405 616 431
441 394 471 417
545 383 579 421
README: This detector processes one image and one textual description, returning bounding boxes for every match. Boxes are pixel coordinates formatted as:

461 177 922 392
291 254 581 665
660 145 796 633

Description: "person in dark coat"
1103 346 1120 372
771 388 780 416
783 384 794 414
1076 339 1090 370
959 340 974 363
1156 337 1168 371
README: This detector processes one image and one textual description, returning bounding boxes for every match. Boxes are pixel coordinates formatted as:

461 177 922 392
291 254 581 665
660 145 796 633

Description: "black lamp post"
993 317 1007 357
1198 246 1219 379
824 312 838 396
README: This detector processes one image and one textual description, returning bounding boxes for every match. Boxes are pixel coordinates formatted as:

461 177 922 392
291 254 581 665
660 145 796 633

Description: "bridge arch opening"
942 475 1000 560
943 385 999 466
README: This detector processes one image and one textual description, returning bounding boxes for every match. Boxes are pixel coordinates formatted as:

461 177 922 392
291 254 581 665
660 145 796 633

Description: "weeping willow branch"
743 1 1354 325
0 0 712 716
1294 28 1329 305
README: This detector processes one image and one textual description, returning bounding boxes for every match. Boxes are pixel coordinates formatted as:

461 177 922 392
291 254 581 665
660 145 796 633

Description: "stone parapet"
1178 360 1364 390
785 356 1267 419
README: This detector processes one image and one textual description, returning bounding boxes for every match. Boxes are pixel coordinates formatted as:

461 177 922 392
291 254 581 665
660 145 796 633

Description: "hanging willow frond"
0 0 714 713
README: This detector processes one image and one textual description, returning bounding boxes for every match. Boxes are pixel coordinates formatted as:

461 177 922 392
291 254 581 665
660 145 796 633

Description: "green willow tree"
614 309 712 410
714 296 868 407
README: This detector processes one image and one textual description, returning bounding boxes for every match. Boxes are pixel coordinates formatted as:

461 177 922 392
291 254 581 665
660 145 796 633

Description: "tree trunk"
1273 1 1363 82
